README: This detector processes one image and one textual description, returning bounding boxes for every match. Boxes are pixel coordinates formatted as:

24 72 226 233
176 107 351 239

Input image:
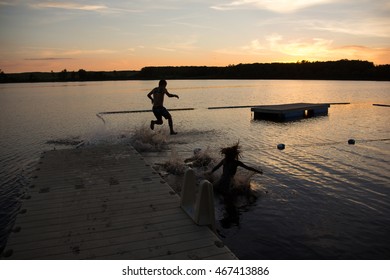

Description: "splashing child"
210 142 263 193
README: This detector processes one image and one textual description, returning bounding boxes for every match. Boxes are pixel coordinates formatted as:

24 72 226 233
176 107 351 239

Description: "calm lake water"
0 79 389 259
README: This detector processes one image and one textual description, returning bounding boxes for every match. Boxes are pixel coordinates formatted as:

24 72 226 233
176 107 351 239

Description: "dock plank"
3 144 236 260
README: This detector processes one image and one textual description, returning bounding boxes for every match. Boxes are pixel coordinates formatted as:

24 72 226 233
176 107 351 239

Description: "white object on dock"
180 169 216 232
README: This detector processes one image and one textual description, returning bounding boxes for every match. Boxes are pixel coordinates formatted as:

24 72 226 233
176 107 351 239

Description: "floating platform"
2 144 236 260
251 103 330 121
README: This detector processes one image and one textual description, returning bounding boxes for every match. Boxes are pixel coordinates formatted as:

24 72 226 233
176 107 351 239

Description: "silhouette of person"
210 142 263 193
147 80 179 135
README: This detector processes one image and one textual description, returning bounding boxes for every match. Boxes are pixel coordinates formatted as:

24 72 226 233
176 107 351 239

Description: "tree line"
0 69 138 83
135 60 389 81
1 60 389 83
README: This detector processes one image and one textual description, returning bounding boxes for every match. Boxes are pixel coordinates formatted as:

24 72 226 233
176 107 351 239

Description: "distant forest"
1 60 389 83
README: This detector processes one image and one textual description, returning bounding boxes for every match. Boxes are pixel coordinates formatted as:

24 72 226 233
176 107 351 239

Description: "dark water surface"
0 80 389 259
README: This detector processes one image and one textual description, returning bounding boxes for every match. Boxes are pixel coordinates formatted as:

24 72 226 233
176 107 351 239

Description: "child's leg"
168 117 177 134
151 110 163 130
161 108 176 135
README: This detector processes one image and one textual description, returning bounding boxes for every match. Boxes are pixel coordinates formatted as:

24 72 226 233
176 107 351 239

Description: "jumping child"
147 80 179 135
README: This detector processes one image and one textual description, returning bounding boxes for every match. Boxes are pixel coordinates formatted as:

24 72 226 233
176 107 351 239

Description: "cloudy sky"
1 0 389 73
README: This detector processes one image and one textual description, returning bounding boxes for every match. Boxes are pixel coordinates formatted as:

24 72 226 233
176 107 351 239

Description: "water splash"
157 146 260 201
161 149 188 175
184 147 216 169
129 124 169 152
232 172 257 193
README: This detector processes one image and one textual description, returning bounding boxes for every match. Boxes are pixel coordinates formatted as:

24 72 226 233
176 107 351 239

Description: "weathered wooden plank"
22 230 219 260
7 210 194 248
10 224 210 259
8 217 195 248
152 244 234 260
99 234 232 260
13 197 181 227
20 185 174 211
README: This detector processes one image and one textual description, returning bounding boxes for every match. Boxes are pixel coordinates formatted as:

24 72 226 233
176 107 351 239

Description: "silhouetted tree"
59 69 68 81
78 69 87 80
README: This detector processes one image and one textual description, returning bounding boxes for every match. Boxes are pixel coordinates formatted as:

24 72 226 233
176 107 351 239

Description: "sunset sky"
1 0 389 73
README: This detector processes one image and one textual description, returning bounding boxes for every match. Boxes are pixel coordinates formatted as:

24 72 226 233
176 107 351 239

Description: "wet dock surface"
2 144 236 260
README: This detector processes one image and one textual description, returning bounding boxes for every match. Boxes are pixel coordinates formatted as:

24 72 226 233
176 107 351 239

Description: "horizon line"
2 59 388 75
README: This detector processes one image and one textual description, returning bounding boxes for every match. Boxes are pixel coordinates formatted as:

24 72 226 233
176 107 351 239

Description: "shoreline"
1 60 390 83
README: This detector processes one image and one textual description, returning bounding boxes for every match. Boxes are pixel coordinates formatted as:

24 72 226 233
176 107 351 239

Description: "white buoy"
348 139 355 145
277 144 285 150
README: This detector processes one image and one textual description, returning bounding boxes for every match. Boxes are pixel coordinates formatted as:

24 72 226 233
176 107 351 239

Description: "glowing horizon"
1 0 389 73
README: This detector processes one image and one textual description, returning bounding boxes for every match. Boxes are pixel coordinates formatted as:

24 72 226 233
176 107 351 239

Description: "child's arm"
166 90 179 99
147 90 154 104
238 161 263 174
211 159 224 173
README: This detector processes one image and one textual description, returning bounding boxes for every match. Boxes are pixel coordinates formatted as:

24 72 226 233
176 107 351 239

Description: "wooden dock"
251 103 330 121
2 144 236 260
